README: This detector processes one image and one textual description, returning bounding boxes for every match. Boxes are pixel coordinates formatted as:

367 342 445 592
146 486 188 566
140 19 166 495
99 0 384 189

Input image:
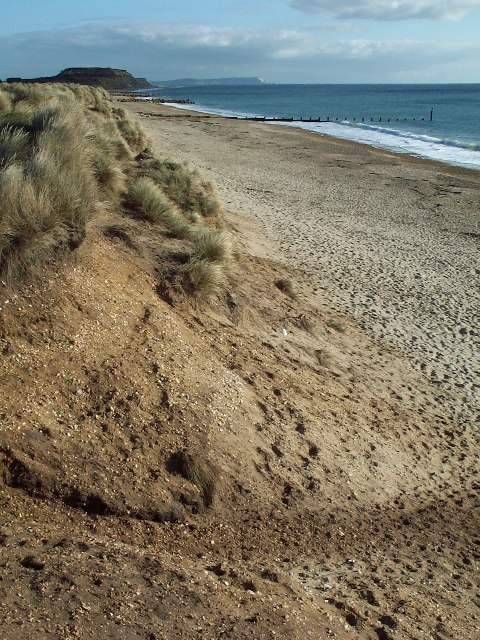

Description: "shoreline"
136 99 480 175
140 96 480 172
125 99 479 418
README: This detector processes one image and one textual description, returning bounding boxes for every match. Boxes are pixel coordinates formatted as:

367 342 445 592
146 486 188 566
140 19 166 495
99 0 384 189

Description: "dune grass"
116 117 147 153
93 154 127 199
141 158 220 218
181 259 229 297
0 82 231 296
125 177 190 238
190 229 232 264
0 94 98 277
0 91 13 113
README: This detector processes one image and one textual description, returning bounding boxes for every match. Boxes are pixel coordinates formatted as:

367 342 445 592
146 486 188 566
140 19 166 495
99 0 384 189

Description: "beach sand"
130 102 479 421
1 98 479 639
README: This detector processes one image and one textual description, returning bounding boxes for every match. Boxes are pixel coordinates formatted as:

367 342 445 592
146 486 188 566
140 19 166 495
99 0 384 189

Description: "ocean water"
144 84 480 170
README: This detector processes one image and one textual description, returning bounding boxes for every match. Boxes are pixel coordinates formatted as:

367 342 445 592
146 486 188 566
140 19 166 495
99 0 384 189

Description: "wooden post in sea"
430 107 434 122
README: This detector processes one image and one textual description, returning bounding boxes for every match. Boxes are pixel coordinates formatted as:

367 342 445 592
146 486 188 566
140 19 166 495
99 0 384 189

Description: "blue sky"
1 1 479 83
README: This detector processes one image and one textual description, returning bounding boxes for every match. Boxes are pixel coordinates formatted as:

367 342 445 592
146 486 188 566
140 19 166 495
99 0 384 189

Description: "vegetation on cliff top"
0 82 229 295
5 67 152 90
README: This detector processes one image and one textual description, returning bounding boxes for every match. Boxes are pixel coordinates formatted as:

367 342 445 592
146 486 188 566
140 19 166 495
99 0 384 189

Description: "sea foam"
162 100 480 170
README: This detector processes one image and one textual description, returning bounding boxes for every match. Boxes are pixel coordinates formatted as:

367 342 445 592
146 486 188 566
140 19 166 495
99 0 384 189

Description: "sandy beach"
130 102 479 421
1 90 479 639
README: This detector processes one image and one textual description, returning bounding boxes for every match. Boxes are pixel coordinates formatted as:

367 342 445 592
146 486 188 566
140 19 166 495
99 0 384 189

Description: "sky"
1 1 480 83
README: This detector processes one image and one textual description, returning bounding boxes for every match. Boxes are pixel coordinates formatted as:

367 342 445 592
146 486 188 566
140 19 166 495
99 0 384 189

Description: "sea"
143 84 480 170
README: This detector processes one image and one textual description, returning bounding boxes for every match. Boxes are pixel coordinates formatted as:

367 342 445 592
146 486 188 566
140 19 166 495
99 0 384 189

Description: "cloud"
290 0 480 21
0 22 479 83
303 22 362 32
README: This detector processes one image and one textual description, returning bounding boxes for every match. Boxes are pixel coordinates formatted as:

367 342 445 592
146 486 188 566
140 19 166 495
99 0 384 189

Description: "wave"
344 121 480 152
275 121 480 170
162 100 261 120
162 100 480 171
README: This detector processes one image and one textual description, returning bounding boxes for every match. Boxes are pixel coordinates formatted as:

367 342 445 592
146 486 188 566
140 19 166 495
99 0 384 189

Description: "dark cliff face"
5 68 152 90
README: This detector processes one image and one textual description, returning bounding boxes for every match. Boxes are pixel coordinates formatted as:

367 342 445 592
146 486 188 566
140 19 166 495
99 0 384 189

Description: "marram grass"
141 158 220 218
0 82 231 297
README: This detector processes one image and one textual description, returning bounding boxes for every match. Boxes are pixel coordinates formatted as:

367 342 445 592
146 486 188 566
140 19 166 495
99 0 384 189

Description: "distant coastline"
152 77 266 88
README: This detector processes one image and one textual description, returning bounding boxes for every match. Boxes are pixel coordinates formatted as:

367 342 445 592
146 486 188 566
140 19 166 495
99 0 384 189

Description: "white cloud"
290 0 480 21
0 22 479 83
303 22 362 32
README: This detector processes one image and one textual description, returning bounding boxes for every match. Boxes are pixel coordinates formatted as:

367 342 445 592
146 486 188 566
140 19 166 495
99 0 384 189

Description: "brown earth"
0 101 478 640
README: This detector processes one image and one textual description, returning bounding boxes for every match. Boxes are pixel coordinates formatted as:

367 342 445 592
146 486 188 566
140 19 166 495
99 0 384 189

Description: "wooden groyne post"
236 111 433 124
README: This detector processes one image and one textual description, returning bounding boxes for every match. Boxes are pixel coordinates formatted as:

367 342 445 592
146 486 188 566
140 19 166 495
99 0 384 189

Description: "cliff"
6 67 152 90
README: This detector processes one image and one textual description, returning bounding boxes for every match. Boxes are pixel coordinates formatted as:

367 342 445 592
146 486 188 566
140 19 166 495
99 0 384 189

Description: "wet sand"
127 101 480 422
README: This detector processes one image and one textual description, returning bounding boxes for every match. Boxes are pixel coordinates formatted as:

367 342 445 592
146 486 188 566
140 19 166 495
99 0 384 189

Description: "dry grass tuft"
112 106 127 119
0 104 34 132
93 154 127 199
93 128 132 162
190 229 232 264
0 126 30 166
125 177 173 223
182 258 228 297
125 177 189 237
275 277 297 299
0 164 70 278
0 88 99 279
116 118 147 152
0 91 12 113
167 450 219 507
142 158 220 218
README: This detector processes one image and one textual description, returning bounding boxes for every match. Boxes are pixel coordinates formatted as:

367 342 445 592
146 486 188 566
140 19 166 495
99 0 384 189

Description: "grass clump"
0 99 97 278
125 177 189 236
142 158 220 218
112 106 127 119
93 154 127 199
182 258 228 297
0 126 30 167
190 229 232 264
128 154 232 296
0 105 34 133
126 177 172 223
0 164 70 277
0 91 12 113
116 118 147 152
275 277 297 300
182 229 232 297
0 83 127 279
92 122 133 162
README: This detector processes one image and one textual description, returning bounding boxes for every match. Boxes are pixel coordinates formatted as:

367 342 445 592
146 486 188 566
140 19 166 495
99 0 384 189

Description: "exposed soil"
1 103 478 640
